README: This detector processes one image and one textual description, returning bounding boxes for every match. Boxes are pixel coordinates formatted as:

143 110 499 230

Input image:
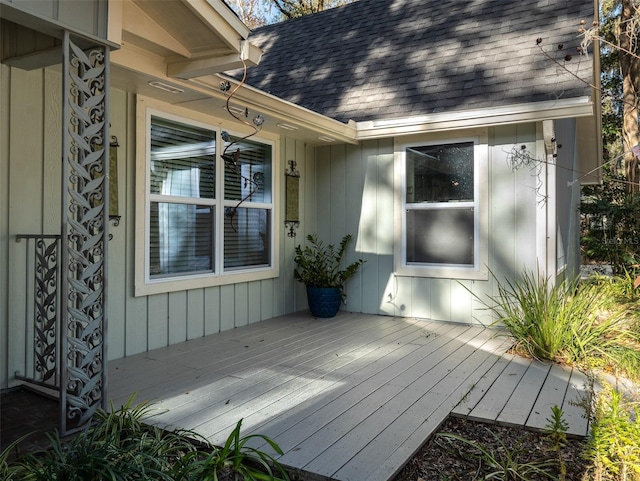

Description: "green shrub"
587 269 640 319
477 270 640 380
172 419 289 481
0 436 29 481
581 167 640 271
6 397 194 480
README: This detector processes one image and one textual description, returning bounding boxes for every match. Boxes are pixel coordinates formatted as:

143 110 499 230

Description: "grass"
0 396 290 481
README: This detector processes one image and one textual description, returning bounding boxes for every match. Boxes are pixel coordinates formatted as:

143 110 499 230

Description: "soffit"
109 55 357 146
127 0 233 57
118 0 260 79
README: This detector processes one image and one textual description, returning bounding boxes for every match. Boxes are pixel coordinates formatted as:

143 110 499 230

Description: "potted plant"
294 233 365 318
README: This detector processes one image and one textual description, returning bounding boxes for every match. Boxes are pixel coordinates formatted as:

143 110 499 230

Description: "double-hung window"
395 136 487 279
136 102 277 295
149 117 217 277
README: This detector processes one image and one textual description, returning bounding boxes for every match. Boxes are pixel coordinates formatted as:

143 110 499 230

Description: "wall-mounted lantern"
285 160 300 237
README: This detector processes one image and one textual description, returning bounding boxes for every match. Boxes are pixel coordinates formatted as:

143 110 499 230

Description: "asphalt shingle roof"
234 0 595 124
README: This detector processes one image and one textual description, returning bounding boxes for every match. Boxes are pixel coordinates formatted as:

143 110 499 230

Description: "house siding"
301 124 543 325
554 118 582 280
0 63 10 390
0 64 560 390
2 66 50 390
0 66 306 389
1 0 109 42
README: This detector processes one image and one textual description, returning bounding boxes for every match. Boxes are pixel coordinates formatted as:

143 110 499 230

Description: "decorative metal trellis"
14 235 62 390
60 31 109 435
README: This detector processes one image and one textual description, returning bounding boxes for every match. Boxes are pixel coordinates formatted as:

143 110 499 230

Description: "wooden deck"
108 312 591 481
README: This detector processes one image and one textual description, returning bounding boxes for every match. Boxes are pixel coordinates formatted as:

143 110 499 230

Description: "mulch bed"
392 416 589 481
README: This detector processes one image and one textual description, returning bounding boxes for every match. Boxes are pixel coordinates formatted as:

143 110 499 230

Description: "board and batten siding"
1 65 60 390
0 65 305 389
554 118 582 280
104 87 307 360
303 124 543 326
0 63 11 391
0 63 553 390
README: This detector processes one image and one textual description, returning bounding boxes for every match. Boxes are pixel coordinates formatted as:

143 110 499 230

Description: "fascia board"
191 75 359 144
203 0 252 40
109 46 357 144
355 98 595 140
111 43 169 79
168 41 262 79
185 0 250 52
110 46 596 148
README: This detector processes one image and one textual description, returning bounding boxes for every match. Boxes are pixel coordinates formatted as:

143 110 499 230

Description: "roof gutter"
355 97 595 140
191 74 359 144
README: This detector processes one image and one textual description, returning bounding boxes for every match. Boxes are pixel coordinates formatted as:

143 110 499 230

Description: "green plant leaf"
294 233 364 301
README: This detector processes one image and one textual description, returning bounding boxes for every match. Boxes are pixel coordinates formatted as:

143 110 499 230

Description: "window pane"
406 142 474 203
150 202 214 277
223 136 272 203
224 207 271 269
150 117 216 199
406 208 474 265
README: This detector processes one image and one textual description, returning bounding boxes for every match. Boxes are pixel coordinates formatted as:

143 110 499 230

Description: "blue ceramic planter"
306 286 342 318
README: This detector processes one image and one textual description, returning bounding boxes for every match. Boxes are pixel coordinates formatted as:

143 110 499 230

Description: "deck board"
369 336 514 481
293 327 490 476
329 332 511 481
159 320 444 437
466 355 533 422
497 360 552 426
451 350 514 417
561 367 591 436
247 324 471 457
108 312 591 481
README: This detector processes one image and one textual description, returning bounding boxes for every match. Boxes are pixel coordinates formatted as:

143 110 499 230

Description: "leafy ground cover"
0 397 291 481
477 269 640 380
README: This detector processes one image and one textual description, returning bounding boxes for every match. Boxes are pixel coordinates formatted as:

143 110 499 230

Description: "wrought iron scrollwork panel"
14 234 61 389
61 32 109 435
34 237 60 383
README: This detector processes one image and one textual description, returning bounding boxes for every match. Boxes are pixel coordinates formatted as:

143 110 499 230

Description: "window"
395 136 488 279
149 117 217 277
136 101 278 295
221 135 272 271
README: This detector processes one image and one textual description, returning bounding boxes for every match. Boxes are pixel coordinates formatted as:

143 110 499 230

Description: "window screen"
405 141 475 267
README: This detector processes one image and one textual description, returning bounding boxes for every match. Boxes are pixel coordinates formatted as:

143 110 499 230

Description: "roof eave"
191 74 359 144
355 97 596 140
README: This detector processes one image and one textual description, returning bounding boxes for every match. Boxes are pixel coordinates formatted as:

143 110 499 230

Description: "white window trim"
135 96 280 297
394 130 488 280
